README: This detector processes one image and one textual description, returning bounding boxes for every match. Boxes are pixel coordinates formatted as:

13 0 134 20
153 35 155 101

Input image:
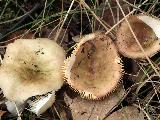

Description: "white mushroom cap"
0 38 65 103
116 14 160 59
27 91 55 116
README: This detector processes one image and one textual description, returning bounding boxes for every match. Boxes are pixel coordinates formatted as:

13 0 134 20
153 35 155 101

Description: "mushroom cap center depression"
119 16 157 52
0 39 65 102
69 34 122 98
6 49 53 84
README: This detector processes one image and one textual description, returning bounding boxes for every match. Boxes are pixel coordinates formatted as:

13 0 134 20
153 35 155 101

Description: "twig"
54 0 75 42
0 3 43 41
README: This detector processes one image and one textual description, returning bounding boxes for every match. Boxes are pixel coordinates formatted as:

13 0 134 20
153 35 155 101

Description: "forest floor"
0 0 160 120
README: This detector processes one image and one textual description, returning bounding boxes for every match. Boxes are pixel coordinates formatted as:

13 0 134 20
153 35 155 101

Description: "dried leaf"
41 28 69 50
104 106 145 120
7 30 35 44
64 85 124 120
0 110 6 119
59 110 68 120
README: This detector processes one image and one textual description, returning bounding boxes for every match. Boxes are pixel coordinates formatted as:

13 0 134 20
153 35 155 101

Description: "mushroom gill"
63 31 123 99
27 91 55 116
0 38 65 103
116 14 160 59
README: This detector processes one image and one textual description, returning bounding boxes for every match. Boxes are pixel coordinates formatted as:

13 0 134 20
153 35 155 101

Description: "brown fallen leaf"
41 28 69 51
104 106 145 120
64 85 124 120
59 110 68 120
5 28 69 52
0 110 6 119
6 30 35 45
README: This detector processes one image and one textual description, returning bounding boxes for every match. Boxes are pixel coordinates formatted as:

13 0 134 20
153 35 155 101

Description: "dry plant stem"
157 14 160 18
124 0 160 18
0 3 42 25
83 7 92 32
104 0 148 35
14 102 22 119
79 0 115 37
115 0 160 78
133 104 152 120
127 5 131 13
116 6 120 30
24 20 43 38
123 0 146 14
107 0 116 25
104 85 137 119
55 0 65 44
135 69 159 101
54 0 75 42
0 2 9 20
60 0 64 25
147 0 158 13
124 0 160 20
0 18 60 44
48 21 63 39
98 1 107 30
35 0 47 37
35 0 48 34
143 86 158 108
79 0 107 30
59 6 79 44
137 62 160 101
0 3 43 40
137 80 160 109
53 105 62 119
87 103 96 120
133 0 137 6
79 2 83 37
10 0 34 20
4 20 42 44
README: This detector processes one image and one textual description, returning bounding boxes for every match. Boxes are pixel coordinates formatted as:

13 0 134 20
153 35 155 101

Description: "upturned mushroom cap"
63 31 123 99
0 38 65 103
116 14 160 59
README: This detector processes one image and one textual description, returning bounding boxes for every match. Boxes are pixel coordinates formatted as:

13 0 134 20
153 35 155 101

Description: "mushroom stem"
5 101 24 115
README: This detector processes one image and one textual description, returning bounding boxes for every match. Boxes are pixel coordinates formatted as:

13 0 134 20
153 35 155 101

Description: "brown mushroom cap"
63 31 123 99
0 38 65 103
116 15 160 59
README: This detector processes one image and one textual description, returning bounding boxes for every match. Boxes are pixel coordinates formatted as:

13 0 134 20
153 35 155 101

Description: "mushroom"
0 38 65 114
116 14 160 59
63 31 123 99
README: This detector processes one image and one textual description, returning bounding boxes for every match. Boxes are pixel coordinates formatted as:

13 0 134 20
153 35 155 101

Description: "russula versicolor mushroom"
0 38 65 114
63 31 123 99
116 14 160 59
